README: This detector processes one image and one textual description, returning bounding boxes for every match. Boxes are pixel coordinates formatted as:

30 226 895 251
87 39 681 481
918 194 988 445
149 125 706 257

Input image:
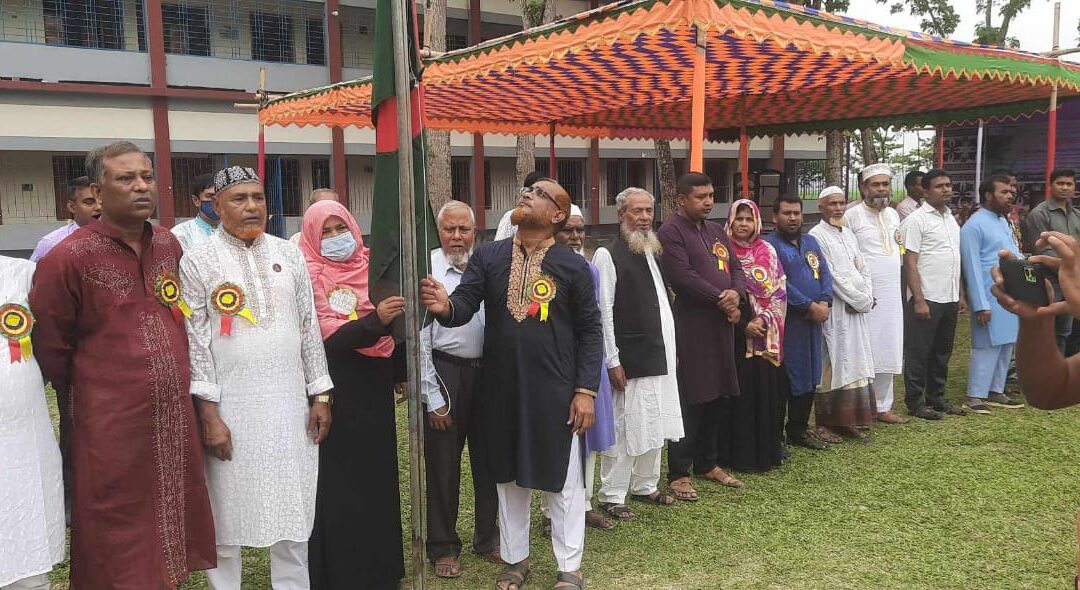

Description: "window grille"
51 155 87 220
311 158 331 192
265 157 301 219
605 159 647 206
171 156 215 217
305 18 325 65
536 159 586 207
339 6 374 69
450 157 471 204
162 3 211 56
40 0 129 50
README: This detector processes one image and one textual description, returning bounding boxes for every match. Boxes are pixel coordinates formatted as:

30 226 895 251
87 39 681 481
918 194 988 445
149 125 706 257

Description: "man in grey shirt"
1021 168 1079 353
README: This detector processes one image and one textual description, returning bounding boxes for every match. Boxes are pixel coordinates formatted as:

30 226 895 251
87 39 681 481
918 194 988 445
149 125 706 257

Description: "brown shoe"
876 411 911 424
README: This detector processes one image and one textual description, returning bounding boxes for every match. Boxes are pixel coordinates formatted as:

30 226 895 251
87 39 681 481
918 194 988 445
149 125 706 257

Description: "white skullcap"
859 163 893 182
570 204 584 219
818 186 845 200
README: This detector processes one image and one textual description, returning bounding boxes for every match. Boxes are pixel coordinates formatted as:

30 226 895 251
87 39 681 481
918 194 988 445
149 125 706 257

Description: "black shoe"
931 401 966 416
911 406 943 420
963 397 992 415
791 432 828 450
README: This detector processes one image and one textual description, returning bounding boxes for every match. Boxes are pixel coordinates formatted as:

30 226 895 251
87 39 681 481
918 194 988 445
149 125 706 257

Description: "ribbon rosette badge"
211 282 257 336
806 251 821 280
328 288 359 320
1 303 34 363
894 229 906 254
526 275 557 322
155 271 192 326
712 241 729 272
749 265 772 291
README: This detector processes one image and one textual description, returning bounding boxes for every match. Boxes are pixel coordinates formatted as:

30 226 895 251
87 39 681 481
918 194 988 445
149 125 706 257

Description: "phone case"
1000 258 1050 307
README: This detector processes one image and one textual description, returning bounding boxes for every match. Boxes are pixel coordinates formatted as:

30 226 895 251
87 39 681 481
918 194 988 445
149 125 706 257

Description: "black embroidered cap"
213 166 261 195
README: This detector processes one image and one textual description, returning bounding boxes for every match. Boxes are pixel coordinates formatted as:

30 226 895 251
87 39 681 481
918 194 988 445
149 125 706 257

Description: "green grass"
46 318 1080 589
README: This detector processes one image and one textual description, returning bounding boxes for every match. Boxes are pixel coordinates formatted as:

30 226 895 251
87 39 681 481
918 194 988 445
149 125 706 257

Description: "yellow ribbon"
238 307 258 326
348 311 359 321
177 298 193 318
18 336 31 360
539 302 549 322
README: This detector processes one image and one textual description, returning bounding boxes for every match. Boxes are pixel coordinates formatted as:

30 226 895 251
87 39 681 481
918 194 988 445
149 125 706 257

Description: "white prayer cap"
570 204 584 219
818 186 845 200
859 163 893 182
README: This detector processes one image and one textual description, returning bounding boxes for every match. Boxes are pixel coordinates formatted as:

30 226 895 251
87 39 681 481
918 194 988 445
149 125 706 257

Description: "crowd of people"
2 138 1075 590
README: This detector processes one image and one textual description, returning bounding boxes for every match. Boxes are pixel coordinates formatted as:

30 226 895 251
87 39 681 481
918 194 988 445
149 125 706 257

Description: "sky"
843 0 1080 63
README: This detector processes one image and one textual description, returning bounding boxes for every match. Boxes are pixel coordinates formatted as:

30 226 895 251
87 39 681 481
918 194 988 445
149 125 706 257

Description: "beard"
510 205 532 228
444 248 472 270
225 220 265 242
622 226 662 256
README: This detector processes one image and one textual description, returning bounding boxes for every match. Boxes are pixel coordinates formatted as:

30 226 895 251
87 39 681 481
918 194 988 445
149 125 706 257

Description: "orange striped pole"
689 25 707 171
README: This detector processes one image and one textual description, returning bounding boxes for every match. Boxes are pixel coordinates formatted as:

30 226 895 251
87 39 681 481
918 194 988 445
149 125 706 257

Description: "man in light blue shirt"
421 200 498 578
170 172 218 251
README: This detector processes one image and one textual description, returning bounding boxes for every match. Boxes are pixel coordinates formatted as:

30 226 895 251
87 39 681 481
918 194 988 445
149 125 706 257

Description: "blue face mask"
199 200 220 221
321 231 357 262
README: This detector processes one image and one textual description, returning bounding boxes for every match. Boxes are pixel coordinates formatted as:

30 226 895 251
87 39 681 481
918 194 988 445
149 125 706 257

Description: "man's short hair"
979 174 1013 203
903 170 924 191
192 173 215 197
523 171 544 188
309 187 337 205
85 141 146 184
436 199 476 224
1050 168 1076 183
66 176 91 202
614 187 654 213
989 167 1015 178
676 172 712 197
773 193 803 213
921 168 949 190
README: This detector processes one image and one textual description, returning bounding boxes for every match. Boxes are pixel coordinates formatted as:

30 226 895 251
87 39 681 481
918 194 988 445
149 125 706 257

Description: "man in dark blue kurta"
421 179 602 590
764 195 833 450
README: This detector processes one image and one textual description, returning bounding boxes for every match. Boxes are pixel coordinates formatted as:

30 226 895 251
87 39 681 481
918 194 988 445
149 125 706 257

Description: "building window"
51 155 86 220
450 158 471 204
171 157 215 217
704 160 728 202
162 4 210 56
605 160 647 206
251 12 294 63
311 159 331 191
446 34 468 51
305 18 326 65
43 0 127 50
536 160 586 207
266 158 302 217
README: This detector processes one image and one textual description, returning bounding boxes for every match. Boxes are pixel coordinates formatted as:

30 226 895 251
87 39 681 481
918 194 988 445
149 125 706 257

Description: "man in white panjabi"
181 167 333 589
593 188 683 519
1 256 65 590
808 187 877 444
843 164 911 425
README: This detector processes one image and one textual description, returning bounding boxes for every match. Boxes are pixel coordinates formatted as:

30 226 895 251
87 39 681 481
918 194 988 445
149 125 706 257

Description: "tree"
655 139 677 220
424 0 453 212
514 0 557 186
974 0 1029 48
875 0 959 37
798 1 849 186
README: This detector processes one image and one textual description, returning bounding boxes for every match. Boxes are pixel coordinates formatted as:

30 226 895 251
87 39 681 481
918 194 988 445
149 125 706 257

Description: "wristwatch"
313 393 332 405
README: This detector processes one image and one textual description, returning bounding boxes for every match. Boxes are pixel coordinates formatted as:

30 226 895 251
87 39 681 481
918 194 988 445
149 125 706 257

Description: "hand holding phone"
1000 258 1050 308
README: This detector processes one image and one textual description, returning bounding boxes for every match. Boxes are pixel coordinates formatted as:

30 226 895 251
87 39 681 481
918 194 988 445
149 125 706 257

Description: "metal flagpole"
389 0 428 586
1045 1 1061 198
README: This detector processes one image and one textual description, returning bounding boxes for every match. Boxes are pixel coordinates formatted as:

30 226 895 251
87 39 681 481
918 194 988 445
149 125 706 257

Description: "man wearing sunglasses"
421 178 603 590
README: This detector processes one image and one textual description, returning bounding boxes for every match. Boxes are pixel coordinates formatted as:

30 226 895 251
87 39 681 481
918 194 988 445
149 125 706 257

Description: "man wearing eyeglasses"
421 179 603 590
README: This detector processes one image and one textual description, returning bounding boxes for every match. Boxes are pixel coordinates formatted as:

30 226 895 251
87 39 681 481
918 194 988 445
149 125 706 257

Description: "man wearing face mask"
844 164 910 424
172 173 219 251
180 166 333 589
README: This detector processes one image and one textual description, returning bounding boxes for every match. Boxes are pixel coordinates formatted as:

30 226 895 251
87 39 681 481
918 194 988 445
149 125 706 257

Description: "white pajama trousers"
873 372 898 413
598 447 662 505
498 434 585 572
1 574 49 590
206 540 309 590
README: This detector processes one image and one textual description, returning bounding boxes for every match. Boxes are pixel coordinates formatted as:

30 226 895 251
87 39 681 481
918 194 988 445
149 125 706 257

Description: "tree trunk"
425 0 452 212
655 139 677 221
825 130 845 186
860 127 879 166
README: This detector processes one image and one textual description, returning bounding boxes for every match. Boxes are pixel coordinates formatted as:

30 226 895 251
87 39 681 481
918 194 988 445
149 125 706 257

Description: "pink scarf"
299 200 394 358
725 199 786 365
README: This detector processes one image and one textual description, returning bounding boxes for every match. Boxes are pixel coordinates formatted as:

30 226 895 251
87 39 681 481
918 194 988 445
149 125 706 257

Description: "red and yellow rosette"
748 265 772 291
806 251 821 280
1 303 34 363
211 282 257 336
526 275 556 322
894 229 906 255
712 241 729 272
154 271 192 326
327 287 360 320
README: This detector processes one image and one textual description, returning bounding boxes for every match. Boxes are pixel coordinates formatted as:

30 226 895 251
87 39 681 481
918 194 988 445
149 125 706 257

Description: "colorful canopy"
260 0 1080 138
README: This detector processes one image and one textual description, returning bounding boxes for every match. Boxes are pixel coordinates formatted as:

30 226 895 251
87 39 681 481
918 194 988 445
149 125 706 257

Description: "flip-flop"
814 426 843 444
698 467 744 489
630 491 677 506
598 502 636 521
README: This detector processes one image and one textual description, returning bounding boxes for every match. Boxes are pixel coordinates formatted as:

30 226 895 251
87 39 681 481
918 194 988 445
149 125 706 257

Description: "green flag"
369 0 438 302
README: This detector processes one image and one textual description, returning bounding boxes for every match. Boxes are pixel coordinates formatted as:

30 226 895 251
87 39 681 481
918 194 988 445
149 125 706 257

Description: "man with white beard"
421 201 500 578
593 188 683 520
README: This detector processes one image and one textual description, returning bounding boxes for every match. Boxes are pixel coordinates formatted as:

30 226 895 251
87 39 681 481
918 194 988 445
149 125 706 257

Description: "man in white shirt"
420 201 499 579
896 170 924 221
289 189 340 245
901 169 966 420
171 173 218 251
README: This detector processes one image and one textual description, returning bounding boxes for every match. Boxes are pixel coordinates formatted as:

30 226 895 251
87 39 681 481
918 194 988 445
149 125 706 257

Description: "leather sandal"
698 466 744 488
434 556 462 578
496 561 531 590
553 570 586 589
668 477 699 501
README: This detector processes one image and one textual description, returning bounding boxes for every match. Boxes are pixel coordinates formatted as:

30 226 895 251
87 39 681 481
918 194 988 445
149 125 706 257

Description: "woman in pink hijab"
298 199 406 590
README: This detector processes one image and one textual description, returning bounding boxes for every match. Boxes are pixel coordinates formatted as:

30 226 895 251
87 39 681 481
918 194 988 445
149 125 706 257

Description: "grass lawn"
46 318 1080 589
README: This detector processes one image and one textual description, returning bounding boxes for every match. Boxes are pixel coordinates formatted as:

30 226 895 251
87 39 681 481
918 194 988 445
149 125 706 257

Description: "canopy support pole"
1047 1 1061 197
390 0 427 586
690 25 707 172
549 122 557 178
739 127 750 200
974 119 984 191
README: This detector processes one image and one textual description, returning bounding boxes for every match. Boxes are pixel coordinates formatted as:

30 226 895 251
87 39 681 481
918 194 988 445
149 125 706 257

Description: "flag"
369 0 439 304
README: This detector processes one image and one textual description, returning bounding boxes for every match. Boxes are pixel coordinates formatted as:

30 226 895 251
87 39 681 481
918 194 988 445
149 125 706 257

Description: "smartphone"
1000 258 1050 307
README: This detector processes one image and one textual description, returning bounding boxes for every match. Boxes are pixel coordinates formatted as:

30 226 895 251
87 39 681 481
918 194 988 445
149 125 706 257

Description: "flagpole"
389 0 428 587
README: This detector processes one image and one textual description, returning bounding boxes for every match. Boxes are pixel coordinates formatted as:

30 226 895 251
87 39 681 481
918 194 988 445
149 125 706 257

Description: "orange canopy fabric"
260 0 1080 138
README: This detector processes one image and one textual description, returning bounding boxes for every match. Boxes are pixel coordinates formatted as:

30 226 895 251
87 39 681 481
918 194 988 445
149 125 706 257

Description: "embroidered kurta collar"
219 229 267 250
507 236 555 322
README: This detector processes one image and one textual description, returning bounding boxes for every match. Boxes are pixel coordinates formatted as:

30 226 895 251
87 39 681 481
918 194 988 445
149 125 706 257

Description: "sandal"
668 477 699 502
814 426 843 444
630 491 677 506
476 547 504 564
496 561 531 590
839 426 872 444
698 466 744 489
553 570 586 589
584 510 615 530
434 555 462 579
598 502 636 521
